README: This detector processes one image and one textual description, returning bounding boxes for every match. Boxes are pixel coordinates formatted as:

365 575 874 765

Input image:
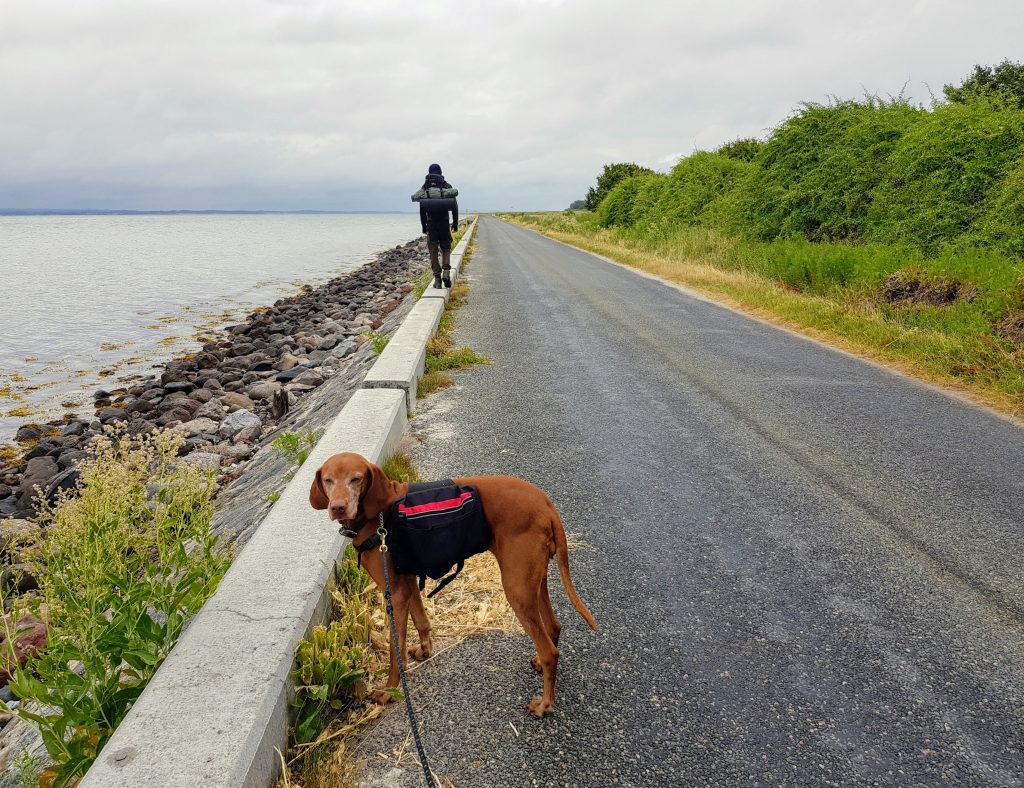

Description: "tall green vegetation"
584 162 655 211
1 429 229 786
588 62 1024 261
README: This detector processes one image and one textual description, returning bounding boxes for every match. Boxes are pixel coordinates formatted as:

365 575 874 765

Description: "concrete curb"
81 218 477 788
81 391 407 788
363 297 444 412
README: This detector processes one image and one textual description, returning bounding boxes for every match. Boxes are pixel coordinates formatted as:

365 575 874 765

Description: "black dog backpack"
386 480 491 596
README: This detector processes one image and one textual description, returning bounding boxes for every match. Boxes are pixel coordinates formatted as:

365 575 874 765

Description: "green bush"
867 100 1024 251
977 156 1024 258
729 99 924 242
1 430 229 786
272 430 321 468
596 175 648 227
655 152 753 229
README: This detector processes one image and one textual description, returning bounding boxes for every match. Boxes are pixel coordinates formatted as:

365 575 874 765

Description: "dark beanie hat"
428 163 442 175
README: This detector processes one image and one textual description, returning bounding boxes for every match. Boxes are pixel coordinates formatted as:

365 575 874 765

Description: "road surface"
357 216 1024 787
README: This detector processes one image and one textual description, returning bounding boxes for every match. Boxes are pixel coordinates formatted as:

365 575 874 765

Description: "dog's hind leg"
497 540 560 717
532 577 561 674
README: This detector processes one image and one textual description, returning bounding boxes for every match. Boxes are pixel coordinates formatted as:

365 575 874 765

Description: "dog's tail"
550 503 598 631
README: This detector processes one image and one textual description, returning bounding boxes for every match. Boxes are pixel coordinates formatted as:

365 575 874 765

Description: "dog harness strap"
426 560 465 599
353 531 382 569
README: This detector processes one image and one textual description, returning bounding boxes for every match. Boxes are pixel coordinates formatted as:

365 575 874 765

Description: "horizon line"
0 208 422 216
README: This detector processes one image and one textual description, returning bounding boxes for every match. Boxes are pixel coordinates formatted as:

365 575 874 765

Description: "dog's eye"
351 475 363 484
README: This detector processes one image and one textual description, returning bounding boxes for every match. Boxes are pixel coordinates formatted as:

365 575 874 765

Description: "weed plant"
0 429 229 786
273 430 322 469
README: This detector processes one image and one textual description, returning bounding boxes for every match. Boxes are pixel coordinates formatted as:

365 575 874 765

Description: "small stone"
0 612 46 684
331 339 357 358
181 452 222 473
44 468 81 505
246 381 282 402
1 564 39 594
14 425 42 442
291 369 325 388
191 388 215 404
163 381 195 394
194 400 225 420
0 519 42 557
219 392 256 412
61 421 86 437
233 423 262 444
97 406 129 423
274 353 302 371
179 417 221 438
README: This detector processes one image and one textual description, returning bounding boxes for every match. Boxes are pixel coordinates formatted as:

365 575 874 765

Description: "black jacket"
419 173 459 232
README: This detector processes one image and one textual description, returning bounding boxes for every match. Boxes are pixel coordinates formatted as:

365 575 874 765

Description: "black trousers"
427 225 452 277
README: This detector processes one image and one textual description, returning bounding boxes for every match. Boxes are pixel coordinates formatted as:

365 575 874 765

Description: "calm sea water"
0 214 419 444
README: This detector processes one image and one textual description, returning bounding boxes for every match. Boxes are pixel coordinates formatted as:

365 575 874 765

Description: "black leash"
376 513 438 788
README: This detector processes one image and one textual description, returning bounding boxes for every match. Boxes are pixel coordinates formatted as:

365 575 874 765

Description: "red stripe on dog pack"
398 491 473 516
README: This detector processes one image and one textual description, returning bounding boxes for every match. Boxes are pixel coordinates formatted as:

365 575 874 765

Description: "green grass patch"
381 451 420 483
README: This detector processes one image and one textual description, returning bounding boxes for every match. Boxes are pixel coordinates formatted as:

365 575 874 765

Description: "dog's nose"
330 502 348 519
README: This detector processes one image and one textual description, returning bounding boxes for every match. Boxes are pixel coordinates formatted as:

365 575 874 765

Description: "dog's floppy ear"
359 461 396 521
309 467 329 510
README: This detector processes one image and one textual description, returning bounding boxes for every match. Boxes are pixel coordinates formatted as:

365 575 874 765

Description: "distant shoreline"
0 209 415 216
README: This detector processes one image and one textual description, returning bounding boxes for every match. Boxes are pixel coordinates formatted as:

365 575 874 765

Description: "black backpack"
387 480 491 596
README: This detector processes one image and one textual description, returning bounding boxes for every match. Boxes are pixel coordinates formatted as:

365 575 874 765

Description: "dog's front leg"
362 550 412 705
406 577 434 661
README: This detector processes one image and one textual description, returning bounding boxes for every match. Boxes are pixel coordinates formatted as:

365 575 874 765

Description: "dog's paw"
526 695 554 718
409 644 432 661
530 656 543 674
369 688 396 706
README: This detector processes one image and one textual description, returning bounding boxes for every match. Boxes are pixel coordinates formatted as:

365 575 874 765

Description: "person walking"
419 163 459 288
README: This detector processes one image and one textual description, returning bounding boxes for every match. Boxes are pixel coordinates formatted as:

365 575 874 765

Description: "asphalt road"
357 217 1024 787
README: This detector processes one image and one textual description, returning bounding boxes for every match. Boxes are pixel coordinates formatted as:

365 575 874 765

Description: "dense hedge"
594 96 1024 259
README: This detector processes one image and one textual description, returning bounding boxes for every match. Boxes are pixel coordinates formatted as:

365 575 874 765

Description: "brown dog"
309 451 597 717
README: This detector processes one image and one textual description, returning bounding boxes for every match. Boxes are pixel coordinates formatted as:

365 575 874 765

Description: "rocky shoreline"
0 236 427 524
0 235 431 780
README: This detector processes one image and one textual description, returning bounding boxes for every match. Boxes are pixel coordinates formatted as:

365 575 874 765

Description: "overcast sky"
1 0 1020 212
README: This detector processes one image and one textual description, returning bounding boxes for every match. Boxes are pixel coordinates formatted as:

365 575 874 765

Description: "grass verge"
416 243 491 399
505 212 1024 419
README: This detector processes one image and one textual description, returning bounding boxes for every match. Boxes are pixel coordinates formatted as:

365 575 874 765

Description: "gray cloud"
1 0 1020 211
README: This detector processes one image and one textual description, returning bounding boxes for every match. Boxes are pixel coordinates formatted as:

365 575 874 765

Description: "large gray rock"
18 457 58 496
218 409 262 439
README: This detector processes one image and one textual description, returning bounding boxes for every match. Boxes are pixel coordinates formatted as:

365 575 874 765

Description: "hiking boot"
433 276 442 289
442 272 452 288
